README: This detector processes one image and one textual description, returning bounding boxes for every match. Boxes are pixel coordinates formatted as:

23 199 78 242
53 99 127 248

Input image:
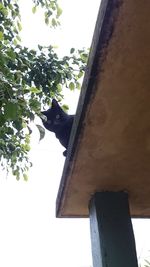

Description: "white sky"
0 1 149 267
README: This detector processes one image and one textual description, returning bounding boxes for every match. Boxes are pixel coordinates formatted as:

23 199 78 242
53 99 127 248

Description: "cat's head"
41 99 67 132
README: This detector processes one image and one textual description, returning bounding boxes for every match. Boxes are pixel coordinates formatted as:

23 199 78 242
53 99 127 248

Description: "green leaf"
52 18 57 27
16 35 21 42
38 45 43 51
8 143 15 151
27 126 32 135
36 124 45 141
57 84 62 92
57 6 62 17
78 71 84 78
45 17 49 25
32 6 37 14
29 87 41 93
1 7 8 16
0 3 4 10
13 120 22 131
0 115 5 126
7 49 16 59
17 21 22 31
23 173 28 181
29 113 35 121
62 104 69 112
0 31 4 41
4 102 18 120
29 99 41 112
69 82 75 90
70 48 75 54
13 39 18 46
76 81 81 90
7 127 14 135
13 170 20 180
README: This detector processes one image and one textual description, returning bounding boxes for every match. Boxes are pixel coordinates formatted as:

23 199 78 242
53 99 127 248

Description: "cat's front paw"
63 150 67 157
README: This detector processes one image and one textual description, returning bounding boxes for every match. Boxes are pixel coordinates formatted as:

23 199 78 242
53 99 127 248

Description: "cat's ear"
52 99 59 108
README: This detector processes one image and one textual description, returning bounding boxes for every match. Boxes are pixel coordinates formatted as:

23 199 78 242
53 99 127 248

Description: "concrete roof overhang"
56 0 150 218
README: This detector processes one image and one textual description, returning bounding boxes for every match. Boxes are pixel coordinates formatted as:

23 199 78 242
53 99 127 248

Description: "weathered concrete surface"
56 0 150 217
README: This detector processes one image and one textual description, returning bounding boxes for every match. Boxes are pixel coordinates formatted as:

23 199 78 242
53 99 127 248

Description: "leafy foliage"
0 0 88 179
32 0 63 26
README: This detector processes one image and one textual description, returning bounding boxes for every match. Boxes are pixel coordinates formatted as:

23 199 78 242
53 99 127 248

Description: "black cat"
41 99 74 156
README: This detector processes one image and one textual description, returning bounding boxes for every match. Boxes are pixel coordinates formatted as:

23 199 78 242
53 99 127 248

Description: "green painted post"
89 192 138 267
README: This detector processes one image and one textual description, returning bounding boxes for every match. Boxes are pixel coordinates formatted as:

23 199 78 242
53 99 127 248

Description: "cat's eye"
56 114 60 119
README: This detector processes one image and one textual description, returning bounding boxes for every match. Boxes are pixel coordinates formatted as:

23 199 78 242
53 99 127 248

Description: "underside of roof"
56 0 150 218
